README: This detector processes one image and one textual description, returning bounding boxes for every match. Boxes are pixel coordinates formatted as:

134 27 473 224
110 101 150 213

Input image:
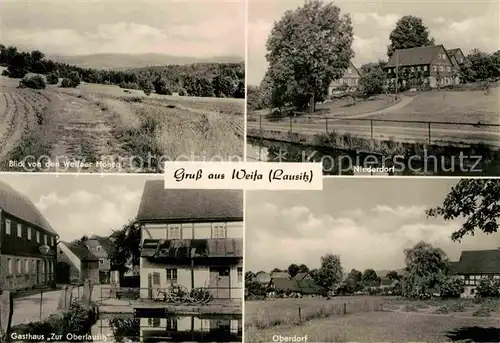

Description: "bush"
19 75 46 89
439 276 464 298
476 278 500 298
119 82 139 90
46 73 59 85
9 301 97 341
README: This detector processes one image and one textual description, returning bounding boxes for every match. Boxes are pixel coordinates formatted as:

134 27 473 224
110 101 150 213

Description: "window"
471 288 475 295
168 225 181 239
166 269 178 284
5 220 11 235
459 58 463 63
31 260 36 274
148 318 160 327
411 67 414 72
439 66 444 72
7 258 12 275
25 259 29 273
17 224 22 237
423 66 428 71
347 68 352 73
432 66 437 71
212 224 226 238
447 66 451 72
237 267 243 283
166 318 178 331
99 258 104 264
27 227 31 240
96 246 102 251
44 234 47 245
16 259 21 274
36 231 40 243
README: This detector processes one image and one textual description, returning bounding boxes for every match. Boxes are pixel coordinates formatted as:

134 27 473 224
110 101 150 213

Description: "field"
0 70 244 172
245 297 500 343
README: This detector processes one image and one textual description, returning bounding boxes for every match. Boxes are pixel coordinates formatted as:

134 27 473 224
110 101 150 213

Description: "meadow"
245 297 500 343
0 71 244 172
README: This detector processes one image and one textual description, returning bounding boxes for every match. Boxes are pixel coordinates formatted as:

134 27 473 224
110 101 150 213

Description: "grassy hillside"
47 53 244 70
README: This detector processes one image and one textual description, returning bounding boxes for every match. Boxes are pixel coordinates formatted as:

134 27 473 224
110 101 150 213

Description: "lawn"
315 94 399 117
0 75 244 172
367 88 500 125
245 297 500 343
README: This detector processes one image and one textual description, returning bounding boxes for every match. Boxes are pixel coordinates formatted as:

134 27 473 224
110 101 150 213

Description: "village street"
10 284 104 326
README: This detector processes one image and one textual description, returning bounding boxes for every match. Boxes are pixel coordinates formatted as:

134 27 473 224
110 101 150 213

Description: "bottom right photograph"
244 178 500 343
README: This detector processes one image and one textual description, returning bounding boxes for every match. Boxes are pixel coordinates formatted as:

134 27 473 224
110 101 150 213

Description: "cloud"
247 5 498 85
33 185 142 241
246 202 493 273
2 15 244 57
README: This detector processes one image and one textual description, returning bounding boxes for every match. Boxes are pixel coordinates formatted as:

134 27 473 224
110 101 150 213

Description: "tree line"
0 44 245 98
247 0 500 112
246 179 500 299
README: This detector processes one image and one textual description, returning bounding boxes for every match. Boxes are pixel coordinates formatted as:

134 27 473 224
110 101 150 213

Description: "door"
209 267 230 299
148 272 161 300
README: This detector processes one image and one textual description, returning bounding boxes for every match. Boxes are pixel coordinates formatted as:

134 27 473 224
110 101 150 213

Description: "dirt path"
47 91 130 172
0 91 29 162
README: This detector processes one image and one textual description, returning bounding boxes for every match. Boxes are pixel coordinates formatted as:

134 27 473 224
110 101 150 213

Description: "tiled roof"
294 272 310 280
386 45 446 68
140 238 243 258
137 180 243 222
270 272 290 279
63 241 98 262
270 278 300 292
0 181 57 235
270 277 323 294
455 249 500 274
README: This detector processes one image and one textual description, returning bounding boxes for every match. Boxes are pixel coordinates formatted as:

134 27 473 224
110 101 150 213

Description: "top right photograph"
246 0 500 176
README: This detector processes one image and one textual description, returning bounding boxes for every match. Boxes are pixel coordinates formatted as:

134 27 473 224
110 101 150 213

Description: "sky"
0 0 245 58
248 0 500 85
245 178 500 273
0 174 161 242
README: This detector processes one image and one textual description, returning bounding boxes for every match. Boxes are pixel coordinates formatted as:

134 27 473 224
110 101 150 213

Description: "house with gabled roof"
294 272 312 281
137 181 243 302
270 271 290 279
328 61 361 95
447 48 466 67
57 241 99 284
268 275 323 297
384 45 459 88
81 235 112 283
453 249 500 298
0 181 58 291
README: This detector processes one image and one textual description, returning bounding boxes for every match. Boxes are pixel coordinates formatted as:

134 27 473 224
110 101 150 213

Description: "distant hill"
47 53 244 70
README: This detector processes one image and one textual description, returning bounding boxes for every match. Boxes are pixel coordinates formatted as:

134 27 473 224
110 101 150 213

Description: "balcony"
141 239 243 260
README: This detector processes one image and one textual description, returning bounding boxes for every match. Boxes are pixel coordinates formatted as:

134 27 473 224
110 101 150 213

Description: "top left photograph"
0 0 245 173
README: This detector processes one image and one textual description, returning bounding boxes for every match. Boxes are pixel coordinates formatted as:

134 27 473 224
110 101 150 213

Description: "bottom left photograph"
0 174 243 342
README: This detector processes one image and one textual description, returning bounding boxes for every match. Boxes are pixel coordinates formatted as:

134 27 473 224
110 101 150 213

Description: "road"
247 121 500 146
10 284 105 327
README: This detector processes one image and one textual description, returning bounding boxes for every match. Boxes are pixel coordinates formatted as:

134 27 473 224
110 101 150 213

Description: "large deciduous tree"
287 264 300 278
108 219 141 277
313 253 343 290
426 179 500 242
402 241 449 298
361 269 381 287
265 0 354 112
387 15 435 57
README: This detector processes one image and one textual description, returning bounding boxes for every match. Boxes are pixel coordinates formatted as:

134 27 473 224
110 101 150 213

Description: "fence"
95 285 242 305
248 114 500 146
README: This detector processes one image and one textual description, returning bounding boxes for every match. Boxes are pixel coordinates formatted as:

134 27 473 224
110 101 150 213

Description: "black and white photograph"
0 175 243 342
245 178 500 342
246 0 500 176
0 0 245 173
